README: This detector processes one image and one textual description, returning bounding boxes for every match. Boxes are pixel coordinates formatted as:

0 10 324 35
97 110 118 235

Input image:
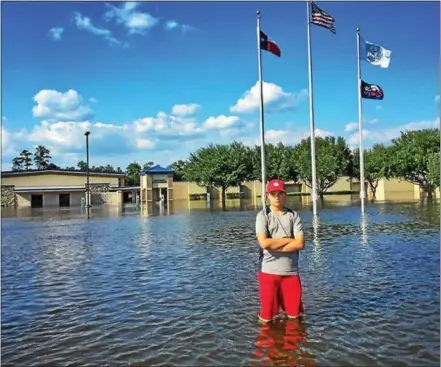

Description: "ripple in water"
1 201 439 366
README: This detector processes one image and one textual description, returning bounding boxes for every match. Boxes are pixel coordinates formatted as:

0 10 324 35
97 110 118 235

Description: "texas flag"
260 31 281 57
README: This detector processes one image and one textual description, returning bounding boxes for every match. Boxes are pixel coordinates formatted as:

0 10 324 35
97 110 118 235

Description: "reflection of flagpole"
360 212 368 244
307 0 318 216
357 28 366 213
257 10 266 210
312 216 320 247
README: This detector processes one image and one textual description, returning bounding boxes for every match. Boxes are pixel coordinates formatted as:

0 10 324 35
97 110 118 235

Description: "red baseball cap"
266 179 286 193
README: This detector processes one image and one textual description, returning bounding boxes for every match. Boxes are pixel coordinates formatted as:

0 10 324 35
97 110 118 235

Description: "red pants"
258 272 302 321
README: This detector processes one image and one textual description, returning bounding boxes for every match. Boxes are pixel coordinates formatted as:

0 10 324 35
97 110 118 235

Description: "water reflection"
251 319 316 367
360 212 368 245
2 198 439 366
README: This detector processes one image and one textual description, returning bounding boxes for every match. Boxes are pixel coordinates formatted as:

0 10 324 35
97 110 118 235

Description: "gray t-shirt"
255 207 304 276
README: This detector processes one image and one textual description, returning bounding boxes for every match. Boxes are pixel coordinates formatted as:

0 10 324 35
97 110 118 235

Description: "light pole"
85 131 91 209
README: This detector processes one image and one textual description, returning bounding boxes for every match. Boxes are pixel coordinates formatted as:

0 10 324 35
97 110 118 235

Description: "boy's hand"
279 236 305 252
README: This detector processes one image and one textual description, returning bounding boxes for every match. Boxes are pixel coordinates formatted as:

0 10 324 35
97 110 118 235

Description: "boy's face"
267 190 286 208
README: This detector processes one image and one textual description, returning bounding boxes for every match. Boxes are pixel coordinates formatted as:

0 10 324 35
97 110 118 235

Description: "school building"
1 169 132 208
1 166 436 208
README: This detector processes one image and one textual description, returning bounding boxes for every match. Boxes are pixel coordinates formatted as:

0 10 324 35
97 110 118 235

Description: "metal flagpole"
257 10 267 211
306 0 318 216
356 28 366 212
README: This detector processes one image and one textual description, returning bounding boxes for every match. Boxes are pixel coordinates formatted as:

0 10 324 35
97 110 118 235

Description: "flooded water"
2 199 440 366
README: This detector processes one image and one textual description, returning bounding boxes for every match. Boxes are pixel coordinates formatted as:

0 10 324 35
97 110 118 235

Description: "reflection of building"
1 169 127 208
172 176 360 205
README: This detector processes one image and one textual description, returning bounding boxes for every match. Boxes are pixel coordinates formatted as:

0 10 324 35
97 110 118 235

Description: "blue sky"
2 1 440 171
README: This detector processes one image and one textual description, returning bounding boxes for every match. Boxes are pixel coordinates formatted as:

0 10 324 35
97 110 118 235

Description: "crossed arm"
256 233 305 252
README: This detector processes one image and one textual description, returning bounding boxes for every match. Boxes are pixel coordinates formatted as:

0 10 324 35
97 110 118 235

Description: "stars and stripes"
311 2 336 34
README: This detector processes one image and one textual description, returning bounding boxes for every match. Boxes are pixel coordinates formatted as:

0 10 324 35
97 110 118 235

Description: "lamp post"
85 131 91 209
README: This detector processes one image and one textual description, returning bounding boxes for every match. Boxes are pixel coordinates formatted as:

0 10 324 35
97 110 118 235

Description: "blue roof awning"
140 164 174 175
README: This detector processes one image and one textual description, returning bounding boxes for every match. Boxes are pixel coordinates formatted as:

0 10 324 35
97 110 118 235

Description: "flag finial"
257 10 261 16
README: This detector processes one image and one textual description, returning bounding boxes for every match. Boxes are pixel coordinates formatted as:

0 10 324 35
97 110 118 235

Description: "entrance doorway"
59 193 70 207
31 194 43 208
123 191 133 203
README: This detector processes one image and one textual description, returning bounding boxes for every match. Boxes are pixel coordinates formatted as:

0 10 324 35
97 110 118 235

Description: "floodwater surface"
2 199 440 366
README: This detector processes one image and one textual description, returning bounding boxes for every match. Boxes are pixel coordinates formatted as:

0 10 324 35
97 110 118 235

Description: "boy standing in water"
255 179 305 323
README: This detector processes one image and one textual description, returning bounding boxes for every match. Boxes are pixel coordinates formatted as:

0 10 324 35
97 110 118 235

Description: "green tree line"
176 128 440 201
10 129 440 197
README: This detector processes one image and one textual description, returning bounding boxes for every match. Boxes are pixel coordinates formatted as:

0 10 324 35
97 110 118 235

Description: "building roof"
1 168 126 177
141 164 174 175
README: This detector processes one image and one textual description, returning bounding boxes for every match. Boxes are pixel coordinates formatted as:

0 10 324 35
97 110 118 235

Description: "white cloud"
345 122 358 132
135 137 157 150
171 103 200 116
230 81 307 114
2 125 28 158
48 27 64 41
164 20 193 32
203 115 239 130
32 89 94 122
133 114 168 133
345 118 379 132
27 121 92 149
266 129 289 144
165 21 179 30
435 95 440 103
243 127 334 147
367 118 379 125
376 105 382 111
73 12 122 46
347 117 440 147
313 129 334 138
89 97 98 103
2 125 12 153
104 2 158 35
133 112 204 138
23 120 131 158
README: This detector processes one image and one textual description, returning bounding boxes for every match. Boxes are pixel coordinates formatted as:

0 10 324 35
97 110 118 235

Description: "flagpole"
306 0 318 216
357 28 366 212
257 10 266 210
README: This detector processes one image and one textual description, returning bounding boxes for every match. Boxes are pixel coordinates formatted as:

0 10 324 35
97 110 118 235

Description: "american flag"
311 2 336 34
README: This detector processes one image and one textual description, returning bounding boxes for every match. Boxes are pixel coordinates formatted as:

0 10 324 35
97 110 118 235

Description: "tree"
103 165 115 172
353 144 391 198
19 150 33 170
168 160 188 182
427 153 440 189
34 145 52 169
126 162 142 186
250 143 298 182
184 142 252 202
77 160 88 171
142 161 154 171
11 157 24 171
389 129 440 198
293 136 352 198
